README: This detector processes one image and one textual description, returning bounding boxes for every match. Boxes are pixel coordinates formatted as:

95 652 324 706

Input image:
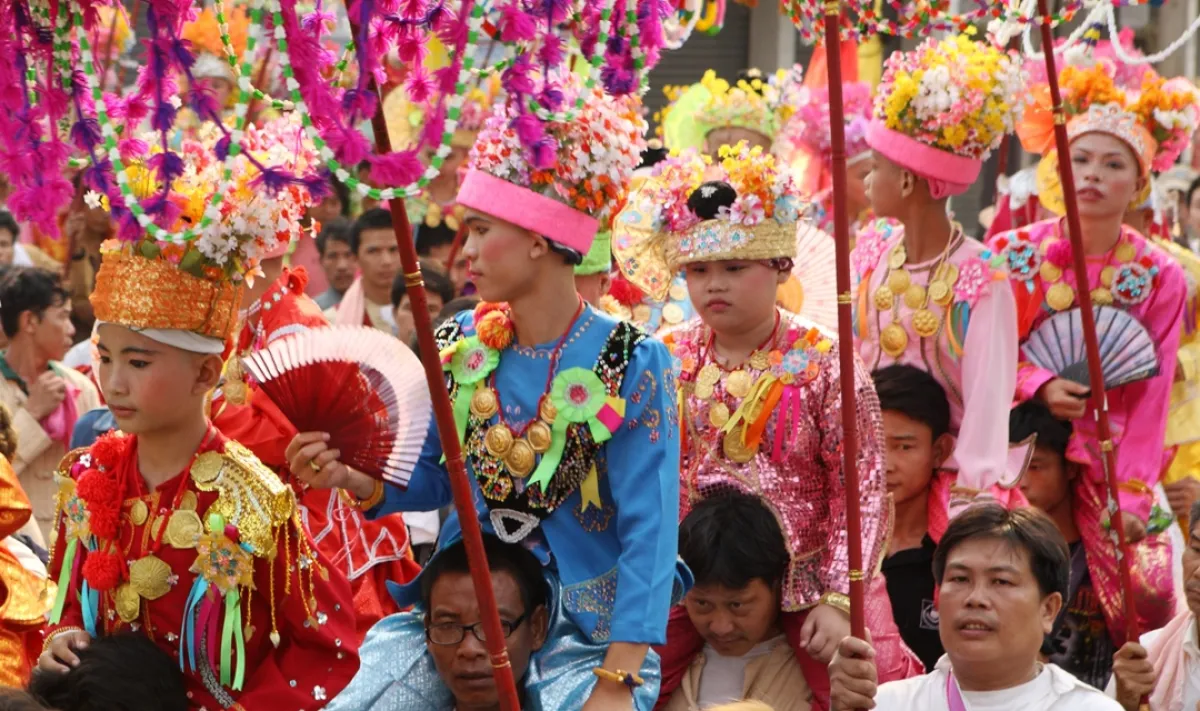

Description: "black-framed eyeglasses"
425 613 528 646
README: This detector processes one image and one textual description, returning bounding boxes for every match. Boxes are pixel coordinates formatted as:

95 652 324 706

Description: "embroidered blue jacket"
369 306 682 646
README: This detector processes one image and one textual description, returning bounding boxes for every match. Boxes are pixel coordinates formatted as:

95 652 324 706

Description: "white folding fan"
241 325 433 487
1022 306 1159 390
784 220 838 332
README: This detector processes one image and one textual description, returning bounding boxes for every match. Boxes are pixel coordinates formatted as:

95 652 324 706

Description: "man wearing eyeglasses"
327 533 549 710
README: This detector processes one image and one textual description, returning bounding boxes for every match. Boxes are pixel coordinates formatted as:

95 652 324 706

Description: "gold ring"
309 459 322 472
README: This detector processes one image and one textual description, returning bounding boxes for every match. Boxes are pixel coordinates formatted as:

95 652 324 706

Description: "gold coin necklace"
875 226 959 358
117 427 217 623
478 298 585 479
1039 226 1133 313
694 311 781 462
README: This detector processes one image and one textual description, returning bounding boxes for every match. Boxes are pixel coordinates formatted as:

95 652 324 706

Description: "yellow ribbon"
720 374 778 444
580 465 602 512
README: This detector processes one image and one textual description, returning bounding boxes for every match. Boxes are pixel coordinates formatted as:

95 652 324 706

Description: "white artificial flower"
84 190 104 210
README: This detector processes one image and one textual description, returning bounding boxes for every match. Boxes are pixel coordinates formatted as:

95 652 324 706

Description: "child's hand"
801 601 852 663
1036 378 1089 420
38 629 91 673
285 432 347 490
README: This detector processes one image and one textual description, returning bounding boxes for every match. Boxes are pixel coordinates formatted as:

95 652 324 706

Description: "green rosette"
529 368 610 491
445 337 500 446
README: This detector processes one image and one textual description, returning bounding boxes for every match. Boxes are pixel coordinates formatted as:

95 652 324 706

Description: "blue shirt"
370 306 682 645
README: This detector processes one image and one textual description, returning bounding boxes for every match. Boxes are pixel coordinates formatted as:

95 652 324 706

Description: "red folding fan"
240 325 432 487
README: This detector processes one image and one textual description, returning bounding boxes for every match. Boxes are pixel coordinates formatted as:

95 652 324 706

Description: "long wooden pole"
1035 0 1141 653
822 0 866 645
347 15 521 711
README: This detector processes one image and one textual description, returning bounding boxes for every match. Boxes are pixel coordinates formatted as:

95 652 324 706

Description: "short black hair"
350 208 394 255
315 217 354 257
932 504 1069 600
872 364 951 440
415 222 457 257
0 210 19 242
0 267 70 338
1187 175 1200 207
680 493 789 589
1009 400 1072 459
28 633 188 711
328 175 351 217
391 259 455 308
420 536 548 616
438 296 480 324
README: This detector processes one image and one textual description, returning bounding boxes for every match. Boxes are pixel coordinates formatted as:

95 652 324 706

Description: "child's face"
1019 444 1073 514
96 324 221 435
881 410 950 506
684 579 780 658
393 289 444 345
685 260 786 337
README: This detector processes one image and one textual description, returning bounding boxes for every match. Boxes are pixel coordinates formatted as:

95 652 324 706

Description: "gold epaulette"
190 441 297 559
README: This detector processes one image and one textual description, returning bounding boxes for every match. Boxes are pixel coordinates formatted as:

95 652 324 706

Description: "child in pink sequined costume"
987 63 1192 648
851 36 1028 519
614 144 921 711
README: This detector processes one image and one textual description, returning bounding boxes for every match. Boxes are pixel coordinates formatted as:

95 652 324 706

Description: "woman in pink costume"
987 64 1190 646
614 144 921 711
851 36 1027 517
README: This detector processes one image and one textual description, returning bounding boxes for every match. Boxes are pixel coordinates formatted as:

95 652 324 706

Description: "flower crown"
693 68 790 139
784 81 873 162
467 79 647 225
612 143 804 301
875 34 1023 160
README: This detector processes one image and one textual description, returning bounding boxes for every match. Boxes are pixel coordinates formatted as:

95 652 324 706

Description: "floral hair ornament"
658 68 793 151
868 33 1024 199
612 142 804 301
457 78 647 255
779 80 873 196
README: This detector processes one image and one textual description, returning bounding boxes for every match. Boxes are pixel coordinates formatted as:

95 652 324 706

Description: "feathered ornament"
240 325 433 486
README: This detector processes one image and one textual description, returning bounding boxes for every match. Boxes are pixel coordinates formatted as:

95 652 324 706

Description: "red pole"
1035 0 1141 652
347 16 521 711
822 1 866 644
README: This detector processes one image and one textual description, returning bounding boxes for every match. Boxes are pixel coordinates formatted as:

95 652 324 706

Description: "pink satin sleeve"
954 279 1019 491
1114 263 1187 521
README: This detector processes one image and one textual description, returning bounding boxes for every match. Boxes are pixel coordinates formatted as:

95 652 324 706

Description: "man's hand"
829 634 878 711
1104 511 1148 544
1165 477 1200 521
26 371 68 420
800 602 852 664
1036 378 1090 420
1111 642 1155 711
581 679 633 711
37 629 91 673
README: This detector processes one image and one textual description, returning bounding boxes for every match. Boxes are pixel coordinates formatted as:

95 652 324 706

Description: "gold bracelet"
819 591 852 615
593 667 645 688
42 626 87 655
339 479 385 511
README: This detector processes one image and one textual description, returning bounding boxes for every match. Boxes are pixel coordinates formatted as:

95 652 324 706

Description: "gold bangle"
819 591 852 615
42 626 87 655
339 479 385 511
593 667 645 688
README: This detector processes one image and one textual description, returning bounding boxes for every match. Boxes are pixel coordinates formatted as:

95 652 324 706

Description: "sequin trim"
562 567 618 643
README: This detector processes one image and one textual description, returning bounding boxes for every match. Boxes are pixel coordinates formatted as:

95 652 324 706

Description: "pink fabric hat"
866 120 982 199
456 170 599 254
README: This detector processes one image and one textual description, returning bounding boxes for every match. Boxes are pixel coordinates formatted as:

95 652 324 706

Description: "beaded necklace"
872 224 961 358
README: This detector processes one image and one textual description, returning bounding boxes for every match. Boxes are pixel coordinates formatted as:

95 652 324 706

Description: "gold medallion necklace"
874 225 960 358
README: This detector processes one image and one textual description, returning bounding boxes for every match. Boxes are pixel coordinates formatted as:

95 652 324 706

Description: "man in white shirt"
828 505 1123 710
1105 500 1200 710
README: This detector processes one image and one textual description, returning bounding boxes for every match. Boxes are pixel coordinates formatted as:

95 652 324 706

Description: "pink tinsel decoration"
369 149 423 186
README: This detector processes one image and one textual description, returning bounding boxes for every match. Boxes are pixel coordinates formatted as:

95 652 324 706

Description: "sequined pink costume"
657 309 921 711
852 220 1020 495
988 218 1184 643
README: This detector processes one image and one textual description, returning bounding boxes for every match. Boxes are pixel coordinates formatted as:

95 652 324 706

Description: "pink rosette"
953 257 991 308
850 220 896 275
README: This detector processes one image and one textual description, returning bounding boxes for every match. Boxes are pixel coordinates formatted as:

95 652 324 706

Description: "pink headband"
866 120 982 199
456 169 598 254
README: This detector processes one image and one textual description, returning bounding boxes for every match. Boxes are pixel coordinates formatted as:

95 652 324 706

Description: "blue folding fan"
1022 306 1159 390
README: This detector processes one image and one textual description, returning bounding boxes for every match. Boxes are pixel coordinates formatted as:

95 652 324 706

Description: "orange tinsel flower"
476 309 514 350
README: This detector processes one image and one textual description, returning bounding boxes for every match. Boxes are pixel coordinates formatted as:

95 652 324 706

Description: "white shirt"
696 636 781 709
1104 614 1200 710
873 657 1123 711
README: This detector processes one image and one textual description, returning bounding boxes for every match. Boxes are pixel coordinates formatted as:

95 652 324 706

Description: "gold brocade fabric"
91 251 242 343
0 455 32 540
191 441 295 557
1156 238 1200 450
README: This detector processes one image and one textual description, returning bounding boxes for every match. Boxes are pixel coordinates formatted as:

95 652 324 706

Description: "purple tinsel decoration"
69 118 102 152
253 166 299 195
148 151 185 184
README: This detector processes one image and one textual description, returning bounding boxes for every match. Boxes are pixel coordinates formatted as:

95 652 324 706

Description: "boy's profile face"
881 409 951 506
684 579 780 658
1018 444 1073 513
96 324 220 435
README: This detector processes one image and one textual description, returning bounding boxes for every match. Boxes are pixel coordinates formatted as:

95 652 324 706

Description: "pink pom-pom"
369 150 424 187
498 2 536 42
1045 239 1072 268
512 112 544 146
323 126 371 167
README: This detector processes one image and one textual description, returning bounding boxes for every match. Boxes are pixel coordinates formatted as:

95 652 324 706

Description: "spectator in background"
391 261 455 348
297 175 353 299
663 494 811 711
0 268 100 542
29 633 188 711
0 211 18 266
356 161 379 214
0 211 61 273
1187 175 1200 253
334 209 401 332
314 218 358 314
62 177 115 337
